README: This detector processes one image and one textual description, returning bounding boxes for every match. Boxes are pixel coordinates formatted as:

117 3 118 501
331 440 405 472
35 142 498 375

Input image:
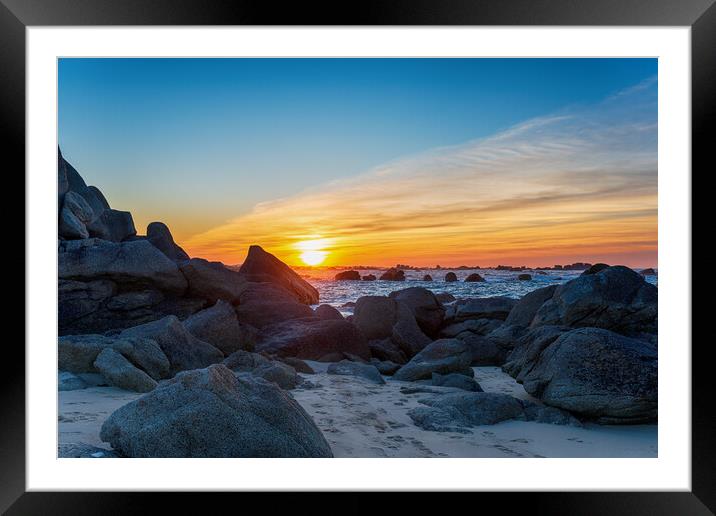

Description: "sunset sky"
58 58 657 268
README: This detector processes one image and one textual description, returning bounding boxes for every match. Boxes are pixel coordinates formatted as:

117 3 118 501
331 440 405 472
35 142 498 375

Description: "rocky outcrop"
239 245 319 304
234 283 315 329
368 339 408 364
353 296 432 357
314 304 344 321
640 268 656 276
255 318 370 361
100 364 333 457
362 274 376 281
334 270 361 281
531 266 657 336
179 258 248 304
146 222 190 262
504 285 557 327
423 274 433 281
389 287 445 336
448 296 518 322
408 392 579 432
379 268 405 281
392 339 472 381
464 273 485 282
581 263 610 275
93 348 158 392
441 318 502 338
119 316 223 376
517 274 532 281
444 272 458 282
507 328 657 423
327 360 385 385
183 300 255 355
59 238 188 295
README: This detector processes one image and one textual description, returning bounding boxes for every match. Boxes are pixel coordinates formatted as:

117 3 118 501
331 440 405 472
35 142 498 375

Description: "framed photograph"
5 0 711 512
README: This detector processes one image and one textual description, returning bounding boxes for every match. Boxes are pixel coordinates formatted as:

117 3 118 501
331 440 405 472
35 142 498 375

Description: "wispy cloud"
184 77 657 267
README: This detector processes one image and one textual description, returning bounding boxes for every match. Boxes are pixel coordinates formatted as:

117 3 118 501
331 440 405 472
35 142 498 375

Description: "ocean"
302 268 658 313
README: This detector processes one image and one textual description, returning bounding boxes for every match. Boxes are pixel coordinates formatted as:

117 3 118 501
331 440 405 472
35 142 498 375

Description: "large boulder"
431 372 483 391
353 296 432 356
119 316 224 376
504 285 558 327
183 300 254 355
59 238 187 295
58 279 116 329
444 272 458 282
93 348 158 392
450 296 518 322
223 350 301 390
314 304 344 321
379 268 405 281
515 328 657 424
146 222 190 262
327 360 385 385
86 209 136 242
408 392 578 432
464 273 485 282
368 339 408 364
389 287 445 336
256 318 370 361
392 339 472 382
59 191 94 240
334 270 361 281
457 325 529 367
58 334 170 380
531 266 658 336
441 318 503 338
235 283 315 329
100 364 333 457
239 245 319 304
502 325 571 379
179 258 248 304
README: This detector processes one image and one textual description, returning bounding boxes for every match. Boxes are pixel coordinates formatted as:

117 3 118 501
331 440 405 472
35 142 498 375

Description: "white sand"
58 366 657 458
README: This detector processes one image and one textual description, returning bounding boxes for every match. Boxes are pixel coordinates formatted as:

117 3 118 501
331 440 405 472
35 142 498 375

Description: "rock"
408 392 578 432
58 151 110 222
370 359 401 375
183 300 253 356
368 339 408 364
516 328 657 423
581 263 610 275
105 290 164 311
352 296 399 340
276 356 315 374
389 287 445 336
314 304 344 320
59 191 94 240
58 334 170 379
531 266 658 336
341 302 356 308
235 283 315 329
252 361 300 390
146 222 190 261
464 273 485 282
423 274 433 281
239 245 319 304
93 348 158 392
458 329 520 366
435 292 456 304
451 296 518 322
58 279 116 326
327 360 385 384
179 258 248 304
256 318 370 361
86 209 136 242
334 270 361 281
504 285 558 327
502 325 571 379
431 372 483 391
393 339 472 382
408 392 527 431
640 268 656 276
120 316 223 376
517 274 532 281
223 349 272 372
59 238 187 295
362 274 377 281
100 364 333 457
353 296 431 356
444 272 458 282
379 268 405 281
58 371 88 391
441 318 502 338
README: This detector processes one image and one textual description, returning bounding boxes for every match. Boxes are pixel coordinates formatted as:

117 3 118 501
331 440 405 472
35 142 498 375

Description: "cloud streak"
184 77 657 267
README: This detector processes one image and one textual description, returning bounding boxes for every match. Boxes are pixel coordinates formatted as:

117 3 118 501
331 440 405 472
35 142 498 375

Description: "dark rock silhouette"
334 270 361 281
444 272 458 282
379 268 406 281
240 245 319 304
464 273 485 282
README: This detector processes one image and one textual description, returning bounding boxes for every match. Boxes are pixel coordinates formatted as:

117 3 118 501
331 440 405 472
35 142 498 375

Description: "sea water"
303 268 658 313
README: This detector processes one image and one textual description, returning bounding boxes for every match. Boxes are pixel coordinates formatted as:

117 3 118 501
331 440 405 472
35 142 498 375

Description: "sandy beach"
59 365 656 458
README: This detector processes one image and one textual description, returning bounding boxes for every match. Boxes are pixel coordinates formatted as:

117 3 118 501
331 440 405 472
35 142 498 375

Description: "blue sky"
58 58 657 256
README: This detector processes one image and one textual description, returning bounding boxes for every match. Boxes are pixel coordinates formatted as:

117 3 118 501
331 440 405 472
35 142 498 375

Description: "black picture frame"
3 0 711 513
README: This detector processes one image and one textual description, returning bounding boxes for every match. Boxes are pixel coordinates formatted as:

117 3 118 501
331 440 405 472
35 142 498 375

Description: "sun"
300 250 327 266
296 238 331 266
